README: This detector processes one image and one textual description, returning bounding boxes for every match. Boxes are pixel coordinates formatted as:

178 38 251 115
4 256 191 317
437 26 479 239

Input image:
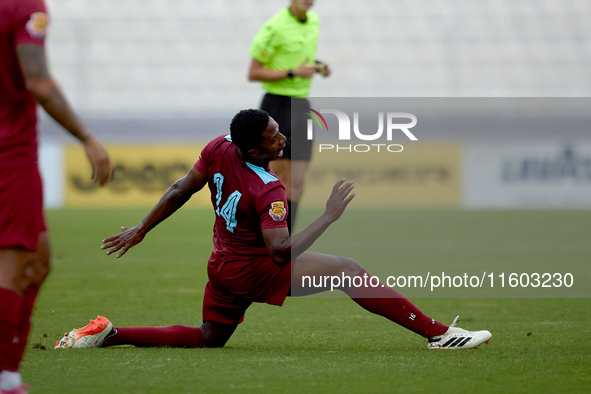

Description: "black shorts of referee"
260 93 312 161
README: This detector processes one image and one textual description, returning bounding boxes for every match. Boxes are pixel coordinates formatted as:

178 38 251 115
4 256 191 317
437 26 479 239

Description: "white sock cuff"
0 370 22 391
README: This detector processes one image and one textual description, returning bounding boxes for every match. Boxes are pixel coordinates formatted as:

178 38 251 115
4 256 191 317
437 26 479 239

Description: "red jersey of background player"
0 0 48 165
194 134 288 263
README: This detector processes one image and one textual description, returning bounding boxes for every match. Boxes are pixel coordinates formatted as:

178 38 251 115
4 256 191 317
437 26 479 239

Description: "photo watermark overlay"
289 97 591 298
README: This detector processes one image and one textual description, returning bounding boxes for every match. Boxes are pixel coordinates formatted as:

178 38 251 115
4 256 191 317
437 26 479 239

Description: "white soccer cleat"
428 316 492 350
54 316 114 349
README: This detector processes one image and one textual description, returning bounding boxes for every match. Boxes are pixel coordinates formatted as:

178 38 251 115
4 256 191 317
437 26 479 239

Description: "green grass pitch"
22 208 591 393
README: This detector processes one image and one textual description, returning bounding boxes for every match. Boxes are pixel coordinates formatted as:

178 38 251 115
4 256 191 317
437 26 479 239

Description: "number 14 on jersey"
213 173 242 233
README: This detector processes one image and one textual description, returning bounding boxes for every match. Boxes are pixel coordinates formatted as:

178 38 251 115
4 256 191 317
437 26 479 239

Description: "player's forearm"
268 179 354 265
290 213 333 257
28 77 91 142
269 213 333 265
136 183 192 236
137 167 206 236
248 67 290 82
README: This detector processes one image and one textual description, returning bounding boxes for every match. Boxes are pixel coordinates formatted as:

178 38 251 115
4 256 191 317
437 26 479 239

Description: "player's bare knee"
27 254 51 285
0 251 34 293
203 333 230 348
11 276 29 295
33 259 51 284
200 321 235 348
29 233 51 285
339 256 363 277
14 267 35 295
205 337 229 348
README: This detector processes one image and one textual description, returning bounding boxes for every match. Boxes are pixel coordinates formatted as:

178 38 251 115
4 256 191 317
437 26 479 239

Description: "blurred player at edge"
0 0 112 392
55 109 491 352
248 0 331 233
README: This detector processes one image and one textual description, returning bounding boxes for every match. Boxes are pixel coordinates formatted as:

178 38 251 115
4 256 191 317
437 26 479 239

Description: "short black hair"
230 109 270 154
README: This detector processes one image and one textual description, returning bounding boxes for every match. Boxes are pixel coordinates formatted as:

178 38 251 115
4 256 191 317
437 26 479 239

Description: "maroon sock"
345 270 448 338
0 288 23 372
104 325 204 348
14 285 39 365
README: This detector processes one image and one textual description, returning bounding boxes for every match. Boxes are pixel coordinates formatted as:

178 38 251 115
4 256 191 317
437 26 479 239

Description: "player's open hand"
83 136 112 186
101 226 145 258
324 178 355 223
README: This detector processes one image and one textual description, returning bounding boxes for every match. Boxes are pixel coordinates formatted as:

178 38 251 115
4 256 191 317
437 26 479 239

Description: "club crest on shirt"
25 12 49 38
269 201 287 222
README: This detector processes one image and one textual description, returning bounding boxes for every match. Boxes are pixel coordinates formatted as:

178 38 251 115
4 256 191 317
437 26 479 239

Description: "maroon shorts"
202 255 292 325
0 163 46 251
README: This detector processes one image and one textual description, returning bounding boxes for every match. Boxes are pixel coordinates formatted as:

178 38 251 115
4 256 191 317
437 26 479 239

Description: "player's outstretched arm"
16 43 112 185
101 167 208 258
262 178 355 266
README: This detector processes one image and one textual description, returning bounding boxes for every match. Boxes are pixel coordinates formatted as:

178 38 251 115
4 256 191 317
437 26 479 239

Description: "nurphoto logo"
304 108 418 153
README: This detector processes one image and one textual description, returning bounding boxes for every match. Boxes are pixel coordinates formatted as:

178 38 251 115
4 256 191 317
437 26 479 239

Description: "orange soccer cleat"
54 316 114 349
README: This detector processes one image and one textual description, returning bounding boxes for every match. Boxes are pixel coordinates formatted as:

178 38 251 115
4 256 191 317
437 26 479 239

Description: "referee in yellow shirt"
248 0 331 234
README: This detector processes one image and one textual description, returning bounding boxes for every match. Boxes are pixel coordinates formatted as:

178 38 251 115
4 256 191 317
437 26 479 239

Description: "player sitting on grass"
55 109 491 351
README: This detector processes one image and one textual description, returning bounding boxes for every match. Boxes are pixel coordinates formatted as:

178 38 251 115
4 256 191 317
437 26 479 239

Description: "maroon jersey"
0 0 48 165
194 135 288 262
195 135 291 314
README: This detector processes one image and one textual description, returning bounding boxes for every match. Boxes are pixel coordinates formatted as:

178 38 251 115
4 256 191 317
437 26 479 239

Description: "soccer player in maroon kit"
0 0 112 392
56 109 491 352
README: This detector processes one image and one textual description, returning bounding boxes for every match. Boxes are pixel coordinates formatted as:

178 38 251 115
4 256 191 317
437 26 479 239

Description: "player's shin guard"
0 288 23 372
345 270 448 338
103 325 204 348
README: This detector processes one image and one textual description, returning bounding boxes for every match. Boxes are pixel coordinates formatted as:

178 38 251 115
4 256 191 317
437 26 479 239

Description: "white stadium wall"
43 0 591 117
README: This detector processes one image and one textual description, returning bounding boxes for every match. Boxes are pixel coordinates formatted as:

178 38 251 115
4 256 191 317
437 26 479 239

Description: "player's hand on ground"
324 179 355 223
101 226 145 258
293 61 316 78
83 136 112 186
